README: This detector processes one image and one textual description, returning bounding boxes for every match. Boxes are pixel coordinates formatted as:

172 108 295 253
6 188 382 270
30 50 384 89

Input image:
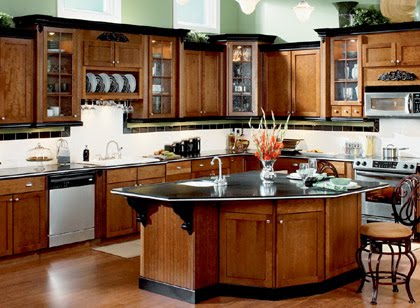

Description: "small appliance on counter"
56 139 70 165
26 143 53 171
280 139 303 156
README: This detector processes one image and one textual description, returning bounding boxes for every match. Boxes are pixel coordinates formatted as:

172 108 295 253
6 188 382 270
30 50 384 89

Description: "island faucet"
211 156 227 186
105 140 122 159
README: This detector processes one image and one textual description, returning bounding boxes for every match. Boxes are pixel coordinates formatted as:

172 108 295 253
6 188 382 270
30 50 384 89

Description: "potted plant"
352 6 390 26
0 12 13 28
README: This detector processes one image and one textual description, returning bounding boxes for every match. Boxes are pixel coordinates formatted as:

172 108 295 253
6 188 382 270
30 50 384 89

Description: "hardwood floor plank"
0 241 419 307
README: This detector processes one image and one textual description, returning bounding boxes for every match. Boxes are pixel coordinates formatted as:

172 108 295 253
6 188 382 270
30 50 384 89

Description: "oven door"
355 170 407 223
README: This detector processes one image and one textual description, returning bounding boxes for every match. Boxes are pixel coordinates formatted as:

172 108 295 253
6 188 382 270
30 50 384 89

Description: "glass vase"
260 159 276 184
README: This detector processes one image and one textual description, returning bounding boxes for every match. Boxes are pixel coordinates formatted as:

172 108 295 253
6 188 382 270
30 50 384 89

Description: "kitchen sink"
78 157 160 166
177 180 215 187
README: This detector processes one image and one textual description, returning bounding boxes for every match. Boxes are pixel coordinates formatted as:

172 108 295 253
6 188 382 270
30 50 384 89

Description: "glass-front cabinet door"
149 36 176 118
331 36 362 118
41 27 80 123
227 42 258 116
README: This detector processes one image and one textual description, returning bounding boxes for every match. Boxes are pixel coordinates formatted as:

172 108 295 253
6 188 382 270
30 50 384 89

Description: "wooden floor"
1 241 420 308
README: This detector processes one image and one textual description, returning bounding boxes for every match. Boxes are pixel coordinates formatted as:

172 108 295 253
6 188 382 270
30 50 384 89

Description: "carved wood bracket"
97 32 129 42
172 204 194 235
378 70 417 81
127 197 149 227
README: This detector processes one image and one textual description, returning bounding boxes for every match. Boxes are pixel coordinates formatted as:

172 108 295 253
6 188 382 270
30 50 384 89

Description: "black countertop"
111 171 387 202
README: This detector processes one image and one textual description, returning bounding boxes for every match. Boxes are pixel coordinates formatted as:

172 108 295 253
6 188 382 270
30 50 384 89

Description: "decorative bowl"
330 177 352 186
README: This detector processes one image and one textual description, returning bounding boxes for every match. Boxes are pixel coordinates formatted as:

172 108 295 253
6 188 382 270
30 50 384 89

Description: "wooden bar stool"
317 160 339 177
355 174 420 305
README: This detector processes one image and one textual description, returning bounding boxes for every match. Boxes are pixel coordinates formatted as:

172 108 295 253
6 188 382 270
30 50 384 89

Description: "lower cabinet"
220 201 274 288
0 176 47 257
219 199 325 288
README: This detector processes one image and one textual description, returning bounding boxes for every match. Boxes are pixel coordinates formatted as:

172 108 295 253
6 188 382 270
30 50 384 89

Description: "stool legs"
406 250 417 304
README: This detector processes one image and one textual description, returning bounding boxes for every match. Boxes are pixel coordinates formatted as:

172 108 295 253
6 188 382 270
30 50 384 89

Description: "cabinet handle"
25 182 33 187
266 219 271 224
203 110 206 114
344 110 349 114
292 163 298 167
334 109 340 114
112 60 115 64
9 198 13 202
396 59 400 64
14 198 19 202
1 117 5 120
176 166 182 170
391 59 395 64
134 184 139 187
354 110 360 114
279 219 283 224
200 110 203 114
199 164 204 167
150 112 154 116
74 115 78 118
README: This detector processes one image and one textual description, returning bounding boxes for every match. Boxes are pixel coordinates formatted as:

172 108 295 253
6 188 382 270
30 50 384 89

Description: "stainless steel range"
353 157 419 224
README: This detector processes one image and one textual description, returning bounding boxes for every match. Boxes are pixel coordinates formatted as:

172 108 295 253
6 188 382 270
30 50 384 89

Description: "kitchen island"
111 171 387 303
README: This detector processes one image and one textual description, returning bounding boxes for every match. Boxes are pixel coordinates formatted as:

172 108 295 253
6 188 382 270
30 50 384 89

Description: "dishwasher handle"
48 172 96 190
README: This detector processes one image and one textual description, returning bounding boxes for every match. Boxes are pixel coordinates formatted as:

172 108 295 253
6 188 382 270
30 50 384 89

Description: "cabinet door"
220 212 273 287
83 40 114 67
0 195 12 256
41 27 81 122
114 42 143 68
106 181 138 238
149 36 177 118
227 42 258 116
229 156 245 174
180 50 201 117
0 38 33 124
362 42 396 67
398 41 420 66
276 212 324 287
202 51 224 116
262 51 291 116
274 157 305 173
13 191 47 254
292 49 320 117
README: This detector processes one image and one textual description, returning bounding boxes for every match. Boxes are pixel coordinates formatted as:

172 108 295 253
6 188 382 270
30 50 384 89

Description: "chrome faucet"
211 156 227 186
105 140 122 159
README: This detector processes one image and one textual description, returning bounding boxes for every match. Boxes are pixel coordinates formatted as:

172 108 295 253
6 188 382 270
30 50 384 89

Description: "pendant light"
236 0 262 15
176 0 190 5
293 0 315 22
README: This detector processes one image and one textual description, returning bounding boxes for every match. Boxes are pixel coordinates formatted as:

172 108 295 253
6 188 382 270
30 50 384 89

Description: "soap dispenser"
83 145 90 162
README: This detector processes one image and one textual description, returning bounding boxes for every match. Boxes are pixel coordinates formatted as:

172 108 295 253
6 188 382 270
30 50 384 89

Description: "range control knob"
355 161 361 166
410 164 415 169
403 164 409 169
362 161 367 166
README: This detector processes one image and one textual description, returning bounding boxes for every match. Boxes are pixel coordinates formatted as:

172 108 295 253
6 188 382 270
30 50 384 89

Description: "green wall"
0 0 382 41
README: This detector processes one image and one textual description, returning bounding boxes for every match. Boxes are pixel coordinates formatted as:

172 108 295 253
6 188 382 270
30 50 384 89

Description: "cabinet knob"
354 110 360 114
176 166 182 170
14 198 19 202
396 59 400 64
112 60 115 64
199 164 204 167
345 110 349 114
150 112 154 116
391 60 395 64
292 163 298 167
203 110 206 114
266 219 271 224
74 115 78 118
116 60 120 64
334 110 340 114
134 184 139 187
25 182 33 187
200 110 203 114
279 219 283 224
1 117 5 120
9 198 13 202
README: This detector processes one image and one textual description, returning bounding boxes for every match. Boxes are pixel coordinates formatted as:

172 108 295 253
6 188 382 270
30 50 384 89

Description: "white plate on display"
121 75 130 92
286 173 302 180
112 73 124 92
125 74 136 93
99 73 111 93
86 73 97 93
108 74 118 92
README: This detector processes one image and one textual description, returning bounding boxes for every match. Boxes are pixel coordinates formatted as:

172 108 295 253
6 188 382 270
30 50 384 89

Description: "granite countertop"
0 150 358 180
111 171 387 202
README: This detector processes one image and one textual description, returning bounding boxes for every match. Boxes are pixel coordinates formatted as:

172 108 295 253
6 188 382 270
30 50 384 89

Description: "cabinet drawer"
107 167 137 184
137 164 165 180
342 106 352 117
191 157 230 172
166 161 191 176
352 106 363 117
331 106 342 117
0 176 45 195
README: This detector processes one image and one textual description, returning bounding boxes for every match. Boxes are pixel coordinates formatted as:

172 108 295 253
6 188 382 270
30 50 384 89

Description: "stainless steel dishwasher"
48 171 95 247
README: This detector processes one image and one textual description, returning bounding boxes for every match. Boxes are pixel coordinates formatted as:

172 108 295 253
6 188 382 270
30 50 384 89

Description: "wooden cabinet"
37 27 81 123
276 199 324 287
166 160 191 182
220 201 274 287
0 37 33 124
180 45 225 117
83 38 143 68
228 156 245 174
0 176 47 256
262 49 320 117
191 157 230 178
104 165 165 238
330 36 362 118
274 157 306 173
148 36 177 118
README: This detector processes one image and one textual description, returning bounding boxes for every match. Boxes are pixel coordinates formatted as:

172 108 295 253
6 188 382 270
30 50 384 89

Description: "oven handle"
355 170 407 179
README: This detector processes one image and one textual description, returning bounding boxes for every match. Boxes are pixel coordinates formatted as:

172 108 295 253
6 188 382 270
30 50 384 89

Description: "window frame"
173 0 220 34
57 0 122 24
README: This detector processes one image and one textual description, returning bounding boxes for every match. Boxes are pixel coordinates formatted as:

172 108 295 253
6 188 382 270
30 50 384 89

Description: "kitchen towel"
92 239 140 258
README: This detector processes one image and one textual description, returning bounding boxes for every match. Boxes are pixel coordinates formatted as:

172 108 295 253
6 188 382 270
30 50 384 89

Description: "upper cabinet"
38 27 81 123
147 36 177 118
179 42 225 118
262 44 320 117
330 36 362 118
0 36 34 125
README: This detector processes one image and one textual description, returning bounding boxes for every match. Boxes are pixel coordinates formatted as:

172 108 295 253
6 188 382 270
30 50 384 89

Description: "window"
57 0 121 23
173 0 220 34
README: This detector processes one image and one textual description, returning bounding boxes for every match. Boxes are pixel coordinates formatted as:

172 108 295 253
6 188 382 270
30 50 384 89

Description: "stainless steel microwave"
365 90 420 117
